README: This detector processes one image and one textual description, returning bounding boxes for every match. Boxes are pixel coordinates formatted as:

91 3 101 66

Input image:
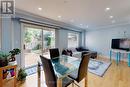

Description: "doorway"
23 24 55 68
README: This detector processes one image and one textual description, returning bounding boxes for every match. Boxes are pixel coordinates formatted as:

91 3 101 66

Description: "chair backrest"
40 55 57 87
49 48 60 59
77 53 90 82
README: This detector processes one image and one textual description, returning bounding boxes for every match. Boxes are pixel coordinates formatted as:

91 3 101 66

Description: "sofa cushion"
72 52 82 59
68 48 77 52
62 47 97 59
76 47 89 52
62 49 72 56
67 50 72 56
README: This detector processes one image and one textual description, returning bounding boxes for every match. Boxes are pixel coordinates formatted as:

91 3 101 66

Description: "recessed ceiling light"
112 20 116 23
105 7 110 11
38 7 42 11
58 15 62 18
110 16 113 19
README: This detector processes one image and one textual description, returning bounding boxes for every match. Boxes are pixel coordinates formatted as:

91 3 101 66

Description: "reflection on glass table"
51 55 81 79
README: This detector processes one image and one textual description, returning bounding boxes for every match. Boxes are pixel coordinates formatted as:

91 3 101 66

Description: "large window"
68 32 79 48
23 24 55 67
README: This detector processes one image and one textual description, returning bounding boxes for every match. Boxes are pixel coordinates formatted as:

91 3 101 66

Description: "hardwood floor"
4 57 130 87
88 57 130 87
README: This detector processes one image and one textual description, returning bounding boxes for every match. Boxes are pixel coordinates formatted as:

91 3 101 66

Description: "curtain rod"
18 18 60 29
13 17 82 32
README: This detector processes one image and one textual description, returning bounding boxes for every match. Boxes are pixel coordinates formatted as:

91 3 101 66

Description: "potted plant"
0 51 10 67
9 48 21 62
17 68 27 82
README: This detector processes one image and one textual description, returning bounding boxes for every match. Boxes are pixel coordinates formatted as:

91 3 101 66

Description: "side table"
0 64 17 87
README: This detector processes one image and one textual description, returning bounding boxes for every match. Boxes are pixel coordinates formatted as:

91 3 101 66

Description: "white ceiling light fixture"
110 16 113 19
105 7 110 11
38 7 42 11
58 15 62 18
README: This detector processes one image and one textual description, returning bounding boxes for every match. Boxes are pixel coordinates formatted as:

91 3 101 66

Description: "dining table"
51 55 87 87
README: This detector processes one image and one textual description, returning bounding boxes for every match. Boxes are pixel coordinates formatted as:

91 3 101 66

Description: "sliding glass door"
43 29 55 54
23 24 55 68
24 27 42 67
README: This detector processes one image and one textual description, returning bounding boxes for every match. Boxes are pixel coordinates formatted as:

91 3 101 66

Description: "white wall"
81 30 86 47
85 24 130 59
1 18 13 51
55 29 83 53
56 29 68 52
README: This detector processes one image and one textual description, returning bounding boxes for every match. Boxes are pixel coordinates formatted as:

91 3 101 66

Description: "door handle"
23 44 26 50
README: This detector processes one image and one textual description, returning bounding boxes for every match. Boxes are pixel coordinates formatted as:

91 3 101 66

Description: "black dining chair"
49 48 60 59
68 53 90 87
40 55 74 87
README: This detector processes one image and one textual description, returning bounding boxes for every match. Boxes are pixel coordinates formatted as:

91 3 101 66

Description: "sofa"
62 47 97 59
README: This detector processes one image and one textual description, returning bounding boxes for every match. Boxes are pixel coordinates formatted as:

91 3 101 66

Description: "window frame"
67 32 80 48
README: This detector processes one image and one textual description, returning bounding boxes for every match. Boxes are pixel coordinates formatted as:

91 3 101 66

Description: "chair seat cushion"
68 70 78 81
62 77 74 87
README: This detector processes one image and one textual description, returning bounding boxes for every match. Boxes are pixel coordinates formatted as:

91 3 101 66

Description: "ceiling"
15 0 130 30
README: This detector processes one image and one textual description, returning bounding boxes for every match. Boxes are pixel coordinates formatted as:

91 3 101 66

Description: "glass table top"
51 55 81 79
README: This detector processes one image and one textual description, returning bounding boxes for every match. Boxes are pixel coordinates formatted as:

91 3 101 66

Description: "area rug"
71 58 112 77
88 59 112 77
25 59 111 77
25 65 43 76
